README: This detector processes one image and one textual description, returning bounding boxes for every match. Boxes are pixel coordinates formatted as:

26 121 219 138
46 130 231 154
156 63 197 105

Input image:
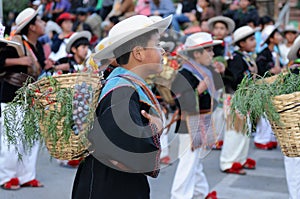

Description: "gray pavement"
1 134 289 199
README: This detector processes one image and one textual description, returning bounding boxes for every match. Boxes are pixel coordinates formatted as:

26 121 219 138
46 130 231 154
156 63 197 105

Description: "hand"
197 77 209 94
44 59 55 70
141 110 163 135
19 56 33 67
270 65 281 75
213 61 225 73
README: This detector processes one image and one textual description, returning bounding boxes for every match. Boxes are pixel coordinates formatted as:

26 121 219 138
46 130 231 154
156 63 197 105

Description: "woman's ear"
131 46 144 62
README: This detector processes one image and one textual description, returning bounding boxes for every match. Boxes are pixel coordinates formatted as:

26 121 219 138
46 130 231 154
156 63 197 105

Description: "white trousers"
220 130 250 171
254 116 276 144
160 111 170 159
171 134 209 199
0 103 39 185
284 156 300 199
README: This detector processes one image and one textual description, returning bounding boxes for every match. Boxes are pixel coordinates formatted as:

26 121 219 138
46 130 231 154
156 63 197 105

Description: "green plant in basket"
3 75 96 158
230 71 300 135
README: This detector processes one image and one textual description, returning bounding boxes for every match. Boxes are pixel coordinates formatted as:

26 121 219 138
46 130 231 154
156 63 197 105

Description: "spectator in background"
171 0 197 32
255 15 274 53
135 0 151 16
278 24 299 65
73 7 89 32
150 0 176 17
196 0 215 21
51 0 71 21
224 0 259 29
48 12 75 62
99 0 114 20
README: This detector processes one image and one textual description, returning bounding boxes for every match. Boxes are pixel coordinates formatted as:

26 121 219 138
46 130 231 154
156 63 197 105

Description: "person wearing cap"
0 7 46 189
51 30 91 73
278 24 299 65
220 25 259 175
72 15 172 199
170 32 220 199
223 0 259 29
207 15 235 58
48 12 75 62
256 24 283 77
284 35 300 199
254 25 283 150
51 0 71 21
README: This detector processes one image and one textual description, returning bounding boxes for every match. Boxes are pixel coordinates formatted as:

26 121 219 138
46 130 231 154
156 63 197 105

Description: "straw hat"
287 35 300 61
282 24 299 34
261 24 279 46
94 15 172 60
56 12 76 25
15 7 41 34
231 25 260 45
65 31 91 54
180 32 222 52
207 16 235 34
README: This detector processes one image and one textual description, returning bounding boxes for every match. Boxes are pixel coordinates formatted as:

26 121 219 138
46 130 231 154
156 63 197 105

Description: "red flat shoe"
1 178 20 190
67 159 82 168
160 156 171 164
270 141 278 149
21 179 43 188
205 190 218 199
243 158 256 169
224 162 246 175
212 140 223 150
254 142 273 150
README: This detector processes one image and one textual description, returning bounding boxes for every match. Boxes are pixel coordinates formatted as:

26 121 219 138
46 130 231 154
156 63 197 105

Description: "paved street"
1 133 289 199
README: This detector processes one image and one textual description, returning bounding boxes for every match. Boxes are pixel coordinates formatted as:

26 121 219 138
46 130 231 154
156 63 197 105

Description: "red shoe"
160 156 171 164
243 158 256 169
67 159 82 168
205 190 218 199
224 162 246 175
270 141 278 149
254 142 273 150
1 178 20 190
213 140 223 150
21 179 43 187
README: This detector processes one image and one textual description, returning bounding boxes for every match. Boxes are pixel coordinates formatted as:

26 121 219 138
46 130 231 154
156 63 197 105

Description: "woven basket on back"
31 73 102 160
271 91 300 157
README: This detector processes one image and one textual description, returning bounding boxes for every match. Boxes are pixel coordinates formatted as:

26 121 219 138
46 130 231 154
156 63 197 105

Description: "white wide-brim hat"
94 15 172 60
261 24 279 46
207 16 235 34
15 7 41 34
287 35 300 61
231 26 260 45
180 32 222 53
94 37 109 53
283 24 299 34
65 31 91 54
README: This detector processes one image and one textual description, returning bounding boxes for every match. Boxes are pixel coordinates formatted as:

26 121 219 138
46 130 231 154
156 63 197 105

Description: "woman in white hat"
0 7 46 189
220 25 259 175
170 32 221 199
72 15 172 199
283 35 300 199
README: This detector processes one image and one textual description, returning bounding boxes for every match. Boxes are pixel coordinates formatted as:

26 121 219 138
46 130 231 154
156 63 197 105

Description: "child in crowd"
220 26 258 175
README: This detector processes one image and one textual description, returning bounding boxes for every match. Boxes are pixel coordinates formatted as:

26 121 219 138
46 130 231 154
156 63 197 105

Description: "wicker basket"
30 73 102 160
271 91 300 157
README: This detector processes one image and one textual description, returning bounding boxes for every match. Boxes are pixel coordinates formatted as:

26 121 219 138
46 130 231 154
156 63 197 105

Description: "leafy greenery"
231 71 300 134
3 76 75 156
